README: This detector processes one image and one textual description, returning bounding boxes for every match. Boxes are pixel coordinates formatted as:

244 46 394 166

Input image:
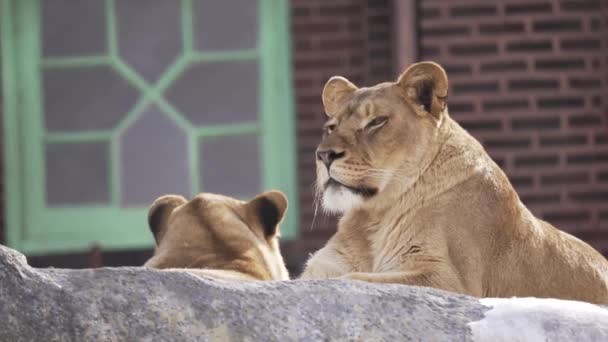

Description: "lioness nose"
316 149 345 168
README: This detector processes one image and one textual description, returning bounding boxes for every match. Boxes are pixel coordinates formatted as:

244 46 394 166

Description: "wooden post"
393 0 418 73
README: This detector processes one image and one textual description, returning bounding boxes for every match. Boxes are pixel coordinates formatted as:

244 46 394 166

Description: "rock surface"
1 244 607 341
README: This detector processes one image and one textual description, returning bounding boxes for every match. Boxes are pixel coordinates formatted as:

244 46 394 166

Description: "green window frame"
1 0 298 254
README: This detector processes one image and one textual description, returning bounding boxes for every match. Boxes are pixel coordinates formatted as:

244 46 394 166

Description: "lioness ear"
396 61 448 119
322 76 358 117
246 190 288 237
147 195 187 244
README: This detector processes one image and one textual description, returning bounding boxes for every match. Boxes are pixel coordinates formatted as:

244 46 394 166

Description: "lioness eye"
366 116 388 129
325 124 336 134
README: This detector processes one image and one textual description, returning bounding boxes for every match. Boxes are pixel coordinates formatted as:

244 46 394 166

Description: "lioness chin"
300 61 608 304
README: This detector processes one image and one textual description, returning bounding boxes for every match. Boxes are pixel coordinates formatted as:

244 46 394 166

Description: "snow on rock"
469 297 608 342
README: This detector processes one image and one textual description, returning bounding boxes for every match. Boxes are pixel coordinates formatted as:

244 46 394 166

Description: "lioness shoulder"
144 190 290 281
301 61 608 304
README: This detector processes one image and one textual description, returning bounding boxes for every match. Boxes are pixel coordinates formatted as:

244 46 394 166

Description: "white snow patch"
469 297 608 342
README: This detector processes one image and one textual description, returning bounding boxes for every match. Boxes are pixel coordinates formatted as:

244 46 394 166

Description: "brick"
514 155 559 168
480 60 527 72
560 0 602 12
569 113 603 127
505 3 553 15
319 4 360 16
479 22 525 34
543 210 591 222
535 58 585 70
320 38 365 50
567 152 608 164
512 117 560 131
292 7 311 17
292 22 343 35
510 175 534 188
484 137 531 149
541 172 589 185
450 5 497 17
443 64 472 75
521 193 561 205
539 134 587 147
483 99 529 112
350 56 365 66
420 45 440 57
507 40 553 53
421 26 471 37
419 7 441 19
293 39 313 50
533 19 582 32
368 30 390 41
590 18 601 31
560 39 601 50
460 119 502 132
537 97 585 109
569 191 608 203
596 134 608 145
569 78 602 89
508 79 559 91
449 43 498 56
368 0 389 9
453 81 499 94
294 58 343 70
347 21 363 32
449 101 475 114
368 14 390 26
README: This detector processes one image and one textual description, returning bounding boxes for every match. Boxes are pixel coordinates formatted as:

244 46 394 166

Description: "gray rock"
1 244 607 341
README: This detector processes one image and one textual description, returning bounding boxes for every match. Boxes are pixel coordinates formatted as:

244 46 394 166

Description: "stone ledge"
1 244 607 341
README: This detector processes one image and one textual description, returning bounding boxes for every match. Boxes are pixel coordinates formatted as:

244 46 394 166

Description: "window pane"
116 0 182 82
41 0 107 57
43 66 139 132
120 105 190 207
200 134 261 197
193 0 258 51
166 61 258 126
46 142 109 205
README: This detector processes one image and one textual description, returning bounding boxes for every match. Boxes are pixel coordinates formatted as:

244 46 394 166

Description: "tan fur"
144 191 290 281
301 61 608 304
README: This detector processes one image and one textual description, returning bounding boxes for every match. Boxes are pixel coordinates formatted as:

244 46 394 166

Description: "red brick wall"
288 0 395 268
418 0 608 254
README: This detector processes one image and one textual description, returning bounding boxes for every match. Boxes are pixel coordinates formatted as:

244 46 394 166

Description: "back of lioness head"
144 190 290 281
316 61 450 214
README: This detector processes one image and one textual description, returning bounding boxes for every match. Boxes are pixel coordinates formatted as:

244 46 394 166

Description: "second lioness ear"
396 61 448 119
246 190 288 238
148 195 187 245
322 76 358 117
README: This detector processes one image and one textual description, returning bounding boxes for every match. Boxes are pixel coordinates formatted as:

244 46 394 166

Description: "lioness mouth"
326 178 378 198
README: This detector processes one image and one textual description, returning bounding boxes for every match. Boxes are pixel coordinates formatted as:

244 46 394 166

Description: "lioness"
300 61 608 304
144 190 290 281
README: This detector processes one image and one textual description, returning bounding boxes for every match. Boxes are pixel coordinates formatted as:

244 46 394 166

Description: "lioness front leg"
300 246 353 279
339 268 466 295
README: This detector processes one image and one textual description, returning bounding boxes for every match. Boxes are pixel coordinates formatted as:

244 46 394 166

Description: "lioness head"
317 61 449 213
144 190 290 280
